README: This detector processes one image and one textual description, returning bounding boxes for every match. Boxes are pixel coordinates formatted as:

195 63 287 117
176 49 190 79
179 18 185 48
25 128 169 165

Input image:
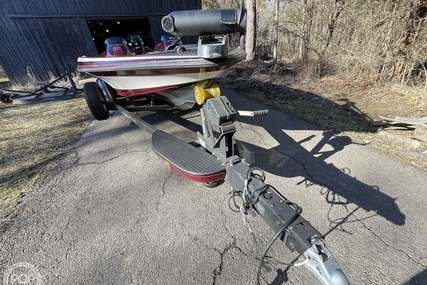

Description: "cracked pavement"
1 89 426 284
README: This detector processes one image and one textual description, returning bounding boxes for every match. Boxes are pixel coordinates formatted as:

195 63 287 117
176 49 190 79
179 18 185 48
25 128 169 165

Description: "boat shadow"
235 135 404 228
403 268 427 285
229 91 405 228
137 93 405 228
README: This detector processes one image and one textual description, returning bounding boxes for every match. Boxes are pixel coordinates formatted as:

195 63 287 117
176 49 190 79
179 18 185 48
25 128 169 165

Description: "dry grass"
0 69 94 229
0 96 91 227
0 68 8 83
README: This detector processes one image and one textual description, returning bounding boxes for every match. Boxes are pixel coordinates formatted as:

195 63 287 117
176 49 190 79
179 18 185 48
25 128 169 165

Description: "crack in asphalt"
76 150 146 167
212 239 246 285
219 202 260 257
211 200 252 285
272 147 322 186
272 147 427 269
135 201 149 227
237 121 268 146
155 171 173 212
58 218 75 262
357 218 427 268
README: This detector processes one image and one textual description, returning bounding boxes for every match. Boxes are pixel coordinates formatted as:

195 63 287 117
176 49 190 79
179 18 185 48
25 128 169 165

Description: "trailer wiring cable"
242 166 267 207
229 190 304 284
226 165 304 284
256 201 301 285
228 166 267 213
239 205 264 253
228 190 244 212
240 212 296 285
246 166 266 182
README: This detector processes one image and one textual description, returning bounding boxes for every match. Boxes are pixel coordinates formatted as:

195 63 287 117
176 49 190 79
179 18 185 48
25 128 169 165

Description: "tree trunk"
245 0 256 61
391 0 427 81
322 0 345 55
300 0 314 63
272 0 279 64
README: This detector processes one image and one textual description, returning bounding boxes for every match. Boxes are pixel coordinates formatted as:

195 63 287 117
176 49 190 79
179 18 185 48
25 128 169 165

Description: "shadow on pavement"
235 126 405 227
137 92 405 229
403 268 427 285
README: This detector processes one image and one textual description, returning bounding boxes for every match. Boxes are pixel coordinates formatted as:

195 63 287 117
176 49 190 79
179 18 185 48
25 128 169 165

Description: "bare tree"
206 0 427 85
392 0 427 83
322 0 346 55
272 0 280 64
202 0 256 60
245 0 256 61
300 0 317 63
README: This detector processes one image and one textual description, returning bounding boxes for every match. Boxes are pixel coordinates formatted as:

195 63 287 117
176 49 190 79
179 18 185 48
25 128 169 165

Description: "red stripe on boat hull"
78 65 228 77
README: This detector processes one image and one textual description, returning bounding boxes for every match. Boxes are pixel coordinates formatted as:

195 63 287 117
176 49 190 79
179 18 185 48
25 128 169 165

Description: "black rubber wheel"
0 93 12 104
83 82 109 120
203 180 224 188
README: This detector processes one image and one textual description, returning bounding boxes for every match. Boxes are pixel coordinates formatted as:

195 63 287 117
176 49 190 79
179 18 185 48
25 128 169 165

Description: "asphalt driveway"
1 90 426 284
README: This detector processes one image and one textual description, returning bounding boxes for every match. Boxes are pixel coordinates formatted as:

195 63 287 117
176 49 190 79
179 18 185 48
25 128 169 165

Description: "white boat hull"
77 46 245 96
96 69 227 91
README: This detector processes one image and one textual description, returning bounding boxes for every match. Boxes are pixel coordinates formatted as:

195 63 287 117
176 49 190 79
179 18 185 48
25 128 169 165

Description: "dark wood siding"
0 0 201 84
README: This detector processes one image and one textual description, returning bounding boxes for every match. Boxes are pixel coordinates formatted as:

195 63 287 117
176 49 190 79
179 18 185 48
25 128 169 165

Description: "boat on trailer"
77 7 349 285
77 41 246 97
77 9 246 114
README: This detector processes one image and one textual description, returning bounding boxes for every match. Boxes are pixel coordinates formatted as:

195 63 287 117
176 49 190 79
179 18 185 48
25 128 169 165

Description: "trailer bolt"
264 192 273 199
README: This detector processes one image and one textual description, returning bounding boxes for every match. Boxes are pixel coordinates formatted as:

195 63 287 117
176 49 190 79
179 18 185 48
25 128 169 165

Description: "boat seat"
104 37 129 56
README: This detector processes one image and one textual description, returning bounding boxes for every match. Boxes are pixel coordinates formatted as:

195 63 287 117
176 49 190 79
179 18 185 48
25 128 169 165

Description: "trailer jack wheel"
203 180 223 188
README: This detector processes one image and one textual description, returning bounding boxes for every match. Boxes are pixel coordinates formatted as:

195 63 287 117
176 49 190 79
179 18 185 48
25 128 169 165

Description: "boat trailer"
80 6 350 285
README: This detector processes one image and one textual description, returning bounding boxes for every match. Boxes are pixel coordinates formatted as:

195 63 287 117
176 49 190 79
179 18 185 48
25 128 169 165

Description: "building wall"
0 0 201 83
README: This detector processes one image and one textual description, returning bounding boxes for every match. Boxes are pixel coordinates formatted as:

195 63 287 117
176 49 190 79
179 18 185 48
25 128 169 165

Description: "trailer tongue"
113 94 349 285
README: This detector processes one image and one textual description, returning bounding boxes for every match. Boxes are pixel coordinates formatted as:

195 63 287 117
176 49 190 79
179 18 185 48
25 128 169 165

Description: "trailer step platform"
151 130 226 183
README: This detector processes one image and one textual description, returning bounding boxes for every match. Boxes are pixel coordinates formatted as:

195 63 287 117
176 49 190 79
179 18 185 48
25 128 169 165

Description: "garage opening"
87 18 155 54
